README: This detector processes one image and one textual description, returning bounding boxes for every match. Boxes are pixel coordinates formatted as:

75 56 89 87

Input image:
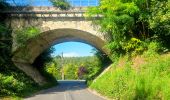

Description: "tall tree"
50 0 71 10
87 0 170 55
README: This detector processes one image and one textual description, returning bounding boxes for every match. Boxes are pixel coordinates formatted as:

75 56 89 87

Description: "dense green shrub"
122 38 145 56
44 62 61 80
63 63 78 79
0 73 38 97
142 41 160 58
15 26 40 47
87 0 170 59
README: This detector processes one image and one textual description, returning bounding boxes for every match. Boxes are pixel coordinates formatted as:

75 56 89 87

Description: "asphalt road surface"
25 80 105 100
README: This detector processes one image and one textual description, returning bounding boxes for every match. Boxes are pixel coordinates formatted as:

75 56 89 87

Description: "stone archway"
12 28 110 85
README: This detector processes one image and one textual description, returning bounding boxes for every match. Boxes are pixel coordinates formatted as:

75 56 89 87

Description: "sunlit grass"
90 54 170 99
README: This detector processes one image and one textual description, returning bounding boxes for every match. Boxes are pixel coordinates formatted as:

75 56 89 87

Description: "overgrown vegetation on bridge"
50 0 71 10
87 0 170 99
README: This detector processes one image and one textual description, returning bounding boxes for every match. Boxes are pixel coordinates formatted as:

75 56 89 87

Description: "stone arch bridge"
2 7 110 85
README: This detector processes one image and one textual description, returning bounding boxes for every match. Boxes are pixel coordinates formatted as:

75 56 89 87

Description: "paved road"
25 80 105 100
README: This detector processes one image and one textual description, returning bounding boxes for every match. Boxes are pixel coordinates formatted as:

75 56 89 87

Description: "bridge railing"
5 0 99 7
1 0 100 18
0 6 102 18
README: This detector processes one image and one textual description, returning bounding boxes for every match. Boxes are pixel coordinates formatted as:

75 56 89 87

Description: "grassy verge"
0 74 58 100
1 83 58 100
90 53 170 99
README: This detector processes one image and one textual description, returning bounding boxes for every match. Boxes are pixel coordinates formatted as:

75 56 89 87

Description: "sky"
51 42 96 57
6 0 99 6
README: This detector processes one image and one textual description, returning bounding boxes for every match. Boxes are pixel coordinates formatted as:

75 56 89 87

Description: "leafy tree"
87 0 170 57
0 24 12 71
77 66 88 79
0 0 11 10
50 0 71 10
44 62 61 80
148 0 170 48
63 63 78 79
87 0 139 56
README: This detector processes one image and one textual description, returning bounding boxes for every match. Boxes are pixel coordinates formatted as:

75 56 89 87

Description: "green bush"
63 63 78 79
15 26 40 47
0 73 38 97
143 41 160 58
122 38 145 56
44 62 61 80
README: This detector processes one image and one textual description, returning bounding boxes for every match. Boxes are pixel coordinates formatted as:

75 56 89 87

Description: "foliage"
50 0 71 10
90 53 170 99
122 38 145 56
44 55 105 82
44 62 61 80
87 0 139 56
77 66 88 79
0 2 56 98
142 41 160 58
91 48 112 66
0 23 39 98
0 0 11 11
148 0 170 48
0 2 40 97
15 26 40 47
63 63 78 79
0 24 11 67
0 73 38 97
87 0 170 59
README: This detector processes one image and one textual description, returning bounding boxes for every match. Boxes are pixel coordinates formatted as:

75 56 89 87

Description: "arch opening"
33 41 111 82
12 28 111 85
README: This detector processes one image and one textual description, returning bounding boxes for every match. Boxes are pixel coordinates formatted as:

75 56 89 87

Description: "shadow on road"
25 80 104 100
38 80 87 94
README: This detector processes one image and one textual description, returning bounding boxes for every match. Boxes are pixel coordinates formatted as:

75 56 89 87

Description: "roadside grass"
90 53 170 99
0 74 58 100
1 83 58 100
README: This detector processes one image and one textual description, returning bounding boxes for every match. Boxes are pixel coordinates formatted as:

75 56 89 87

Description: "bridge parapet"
0 7 99 18
1 6 87 12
